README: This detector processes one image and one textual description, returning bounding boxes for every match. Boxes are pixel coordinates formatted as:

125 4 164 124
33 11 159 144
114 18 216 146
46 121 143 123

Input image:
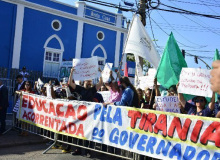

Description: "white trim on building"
75 1 85 59
12 3 24 69
2 0 128 33
114 31 121 67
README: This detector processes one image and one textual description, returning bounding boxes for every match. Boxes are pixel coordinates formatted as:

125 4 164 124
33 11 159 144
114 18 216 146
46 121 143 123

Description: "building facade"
0 0 128 78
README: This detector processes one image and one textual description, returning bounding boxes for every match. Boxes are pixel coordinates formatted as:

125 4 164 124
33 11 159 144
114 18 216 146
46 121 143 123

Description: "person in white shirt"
19 67 29 81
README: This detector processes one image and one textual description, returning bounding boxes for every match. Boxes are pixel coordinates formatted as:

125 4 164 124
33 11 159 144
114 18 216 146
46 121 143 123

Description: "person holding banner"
15 81 35 136
68 67 103 156
137 88 145 108
177 83 215 116
114 76 139 108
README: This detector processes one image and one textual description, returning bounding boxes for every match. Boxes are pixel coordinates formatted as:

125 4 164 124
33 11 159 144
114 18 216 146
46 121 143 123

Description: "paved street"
0 143 117 160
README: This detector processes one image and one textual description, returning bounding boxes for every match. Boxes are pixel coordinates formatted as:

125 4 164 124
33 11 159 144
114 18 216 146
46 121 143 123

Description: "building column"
75 1 85 58
12 4 24 69
122 33 127 69
114 12 123 67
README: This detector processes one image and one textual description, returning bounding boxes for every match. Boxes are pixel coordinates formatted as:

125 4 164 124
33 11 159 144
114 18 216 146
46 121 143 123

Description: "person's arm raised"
154 78 161 96
68 67 76 90
96 67 103 91
208 92 215 111
177 83 186 107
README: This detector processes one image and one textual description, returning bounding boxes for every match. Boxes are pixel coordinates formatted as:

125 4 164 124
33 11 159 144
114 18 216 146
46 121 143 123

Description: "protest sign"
98 91 111 102
72 56 99 81
178 68 213 97
46 85 52 98
19 93 220 160
155 96 180 113
139 69 159 90
102 63 113 83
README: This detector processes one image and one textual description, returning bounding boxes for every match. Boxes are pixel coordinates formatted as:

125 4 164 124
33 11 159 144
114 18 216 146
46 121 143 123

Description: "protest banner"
155 96 180 113
98 91 111 102
19 93 220 160
102 63 113 83
178 68 213 97
72 56 99 81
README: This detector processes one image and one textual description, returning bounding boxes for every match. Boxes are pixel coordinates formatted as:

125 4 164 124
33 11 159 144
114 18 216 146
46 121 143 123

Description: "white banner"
155 96 180 113
178 68 213 97
72 56 99 81
124 14 160 68
19 93 220 160
102 63 113 83
98 91 111 102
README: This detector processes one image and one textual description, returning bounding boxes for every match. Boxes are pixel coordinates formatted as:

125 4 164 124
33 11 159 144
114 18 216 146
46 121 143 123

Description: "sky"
58 0 220 69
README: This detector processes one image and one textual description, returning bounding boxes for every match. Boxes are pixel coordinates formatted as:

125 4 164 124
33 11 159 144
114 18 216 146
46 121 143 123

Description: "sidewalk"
0 114 47 148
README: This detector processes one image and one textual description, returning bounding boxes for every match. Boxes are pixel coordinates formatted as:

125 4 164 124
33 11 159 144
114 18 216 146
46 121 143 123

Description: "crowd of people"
1 62 220 159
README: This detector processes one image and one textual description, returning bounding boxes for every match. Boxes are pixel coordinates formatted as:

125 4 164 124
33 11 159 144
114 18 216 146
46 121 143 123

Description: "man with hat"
177 83 215 117
19 67 29 81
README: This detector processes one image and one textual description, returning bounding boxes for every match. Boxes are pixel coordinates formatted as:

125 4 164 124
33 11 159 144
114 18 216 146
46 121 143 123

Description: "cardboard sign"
98 91 111 102
72 56 99 81
178 68 213 97
139 69 159 90
19 93 220 160
102 63 113 83
155 96 180 113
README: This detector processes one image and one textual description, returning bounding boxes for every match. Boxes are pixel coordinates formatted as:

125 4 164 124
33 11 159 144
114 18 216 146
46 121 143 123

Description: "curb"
0 138 47 148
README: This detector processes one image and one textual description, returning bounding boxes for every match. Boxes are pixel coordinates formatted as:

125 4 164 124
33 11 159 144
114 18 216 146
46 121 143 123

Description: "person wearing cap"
177 83 215 117
19 67 29 81
0 80 9 135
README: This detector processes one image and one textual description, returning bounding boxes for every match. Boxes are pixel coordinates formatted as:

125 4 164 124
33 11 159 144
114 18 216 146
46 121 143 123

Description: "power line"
197 0 220 16
156 10 206 47
167 1 220 37
148 17 206 48
168 0 220 8
157 3 220 20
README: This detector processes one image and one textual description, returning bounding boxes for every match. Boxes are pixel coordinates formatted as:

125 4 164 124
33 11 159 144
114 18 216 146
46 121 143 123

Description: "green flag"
213 49 220 62
213 49 220 102
156 32 187 89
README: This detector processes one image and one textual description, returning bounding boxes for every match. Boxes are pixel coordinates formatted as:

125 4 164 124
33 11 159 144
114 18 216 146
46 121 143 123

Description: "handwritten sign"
72 56 99 81
155 96 180 113
19 93 220 160
98 91 111 102
102 63 113 83
139 69 159 90
178 68 213 97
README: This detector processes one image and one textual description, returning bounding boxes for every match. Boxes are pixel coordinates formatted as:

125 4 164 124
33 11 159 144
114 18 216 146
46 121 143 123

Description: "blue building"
0 0 128 78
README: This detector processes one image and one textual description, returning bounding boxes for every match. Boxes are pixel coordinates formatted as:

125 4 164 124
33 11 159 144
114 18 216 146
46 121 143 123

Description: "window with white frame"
43 35 64 78
43 51 61 78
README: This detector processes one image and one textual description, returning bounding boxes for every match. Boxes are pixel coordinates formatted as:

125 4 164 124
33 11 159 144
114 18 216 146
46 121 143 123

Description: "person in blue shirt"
177 83 215 117
114 76 139 108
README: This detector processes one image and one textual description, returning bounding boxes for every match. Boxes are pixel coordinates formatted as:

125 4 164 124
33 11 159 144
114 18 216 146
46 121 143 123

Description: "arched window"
43 34 64 78
91 44 107 70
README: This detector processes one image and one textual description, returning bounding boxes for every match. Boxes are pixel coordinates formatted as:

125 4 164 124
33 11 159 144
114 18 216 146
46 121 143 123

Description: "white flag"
124 14 160 68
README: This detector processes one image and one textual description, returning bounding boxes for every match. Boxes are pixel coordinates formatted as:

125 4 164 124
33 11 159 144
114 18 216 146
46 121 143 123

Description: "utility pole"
138 0 147 69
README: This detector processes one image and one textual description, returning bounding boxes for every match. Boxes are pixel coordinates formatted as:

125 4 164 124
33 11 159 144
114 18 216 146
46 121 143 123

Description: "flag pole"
116 14 136 81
